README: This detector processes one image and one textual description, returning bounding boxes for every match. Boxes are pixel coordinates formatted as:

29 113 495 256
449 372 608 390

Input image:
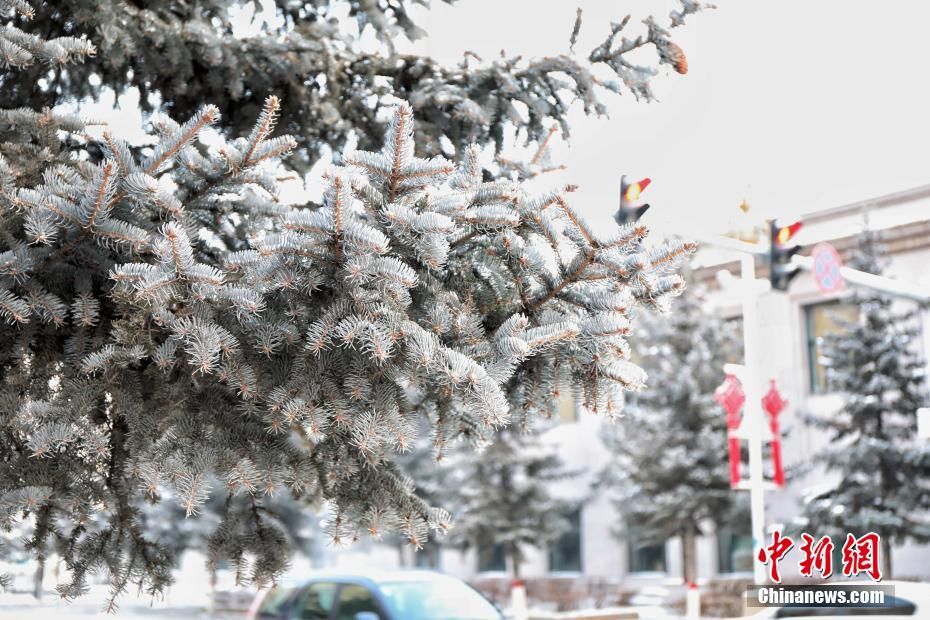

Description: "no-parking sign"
812 243 844 293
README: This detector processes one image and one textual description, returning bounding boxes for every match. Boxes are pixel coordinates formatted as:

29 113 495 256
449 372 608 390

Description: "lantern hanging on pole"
761 379 787 487
715 374 746 488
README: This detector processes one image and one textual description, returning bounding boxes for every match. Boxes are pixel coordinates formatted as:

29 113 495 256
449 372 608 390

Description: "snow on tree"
1 94 694 608
450 424 577 578
9 1 710 172
0 0 699 606
0 1 93 69
397 131 581 578
391 426 455 567
603 281 744 584
141 480 319 572
0 0 97 595
0 0 94 187
797 227 930 578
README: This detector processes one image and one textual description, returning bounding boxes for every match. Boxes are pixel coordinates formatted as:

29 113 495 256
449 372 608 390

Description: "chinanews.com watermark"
745 530 894 609
747 585 894 609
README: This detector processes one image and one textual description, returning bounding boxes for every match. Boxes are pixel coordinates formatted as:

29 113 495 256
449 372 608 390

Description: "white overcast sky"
414 0 930 236
81 1 930 238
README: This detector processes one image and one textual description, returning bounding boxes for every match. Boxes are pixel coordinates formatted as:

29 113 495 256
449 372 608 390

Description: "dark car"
246 569 504 620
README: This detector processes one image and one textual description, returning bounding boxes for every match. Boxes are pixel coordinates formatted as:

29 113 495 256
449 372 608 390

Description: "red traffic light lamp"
775 221 802 245
623 177 651 203
615 175 652 225
769 219 803 292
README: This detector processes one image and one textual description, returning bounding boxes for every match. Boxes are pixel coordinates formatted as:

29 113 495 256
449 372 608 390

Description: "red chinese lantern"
761 379 787 487
715 374 745 487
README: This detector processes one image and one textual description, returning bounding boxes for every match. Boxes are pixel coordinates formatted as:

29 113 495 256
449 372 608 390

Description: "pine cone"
666 41 688 75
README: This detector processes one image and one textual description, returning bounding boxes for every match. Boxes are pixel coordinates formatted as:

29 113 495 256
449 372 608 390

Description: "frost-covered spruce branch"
0 0 95 190
0 0 94 69
10 0 709 173
0 88 301 603
1 96 692 603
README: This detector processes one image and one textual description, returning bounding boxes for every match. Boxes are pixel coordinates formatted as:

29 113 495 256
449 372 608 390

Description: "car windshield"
378 576 501 620
257 586 295 616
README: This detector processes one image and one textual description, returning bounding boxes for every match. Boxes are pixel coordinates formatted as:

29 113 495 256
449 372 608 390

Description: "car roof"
292 569 460 588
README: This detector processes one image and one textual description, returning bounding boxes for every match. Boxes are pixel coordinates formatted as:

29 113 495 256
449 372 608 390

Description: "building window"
630 541 667 574
805 301 858 393
627 523 666 574
549 508 582 573
478 541 506 572
717 529 753 574
556 389 577 424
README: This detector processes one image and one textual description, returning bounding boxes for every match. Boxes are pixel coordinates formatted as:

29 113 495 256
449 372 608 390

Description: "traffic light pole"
666 224 930 591
691 233 770 585
791 255 930 303
702 234 930 303
701 233 930 588
630 185 928 585
734 252 769 587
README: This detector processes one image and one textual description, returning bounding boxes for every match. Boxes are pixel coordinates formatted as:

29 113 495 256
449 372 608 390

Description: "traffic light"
769 219 803 291
615 175 651 225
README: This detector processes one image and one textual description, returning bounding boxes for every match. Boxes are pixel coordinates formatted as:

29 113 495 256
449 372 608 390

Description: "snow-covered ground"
0 552 247 619
0 589 216 619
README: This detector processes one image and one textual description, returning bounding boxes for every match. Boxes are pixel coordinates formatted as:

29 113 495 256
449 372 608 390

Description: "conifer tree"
443 128 583 580
0 0 95 186
11 0 709 172
1 93 694 608
397 131 581 577
0 0 698 606
392 429 454 567
451 425 575 578
141 483 319 571
798 229 930 578
0 0 97 596
604 283 743 584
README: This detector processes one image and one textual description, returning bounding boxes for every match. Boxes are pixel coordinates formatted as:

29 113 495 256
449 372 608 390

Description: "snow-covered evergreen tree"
604 283 743 584
141 481 319 571
397 131 580 578
2 94 693 612
451 425 576 578
0 0 699 606
0 1 95 187
391 424 455 567
10 0 708 173
0 0 97 595
798 228 930 578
